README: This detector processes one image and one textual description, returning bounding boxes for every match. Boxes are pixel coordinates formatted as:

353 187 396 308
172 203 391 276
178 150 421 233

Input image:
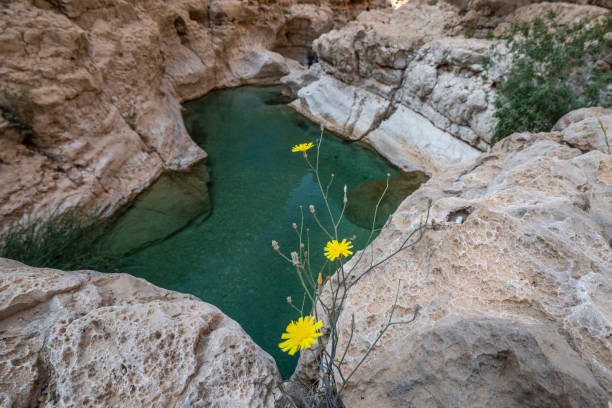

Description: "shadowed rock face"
0 258 281 408
385 319 609 407
288 108 612 407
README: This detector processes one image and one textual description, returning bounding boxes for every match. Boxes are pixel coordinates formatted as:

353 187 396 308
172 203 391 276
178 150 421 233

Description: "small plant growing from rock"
464 23 475 39
273 126 430 407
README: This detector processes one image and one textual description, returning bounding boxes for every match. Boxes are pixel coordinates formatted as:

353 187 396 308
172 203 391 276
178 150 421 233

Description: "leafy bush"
490 12 611 144
0 209 120 272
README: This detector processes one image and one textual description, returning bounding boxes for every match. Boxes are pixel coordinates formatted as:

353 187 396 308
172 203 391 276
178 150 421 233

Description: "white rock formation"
282 0 609 174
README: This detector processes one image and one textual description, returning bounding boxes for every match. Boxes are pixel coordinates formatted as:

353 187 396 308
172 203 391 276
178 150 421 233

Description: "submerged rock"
0 258 280 407
103 163 212 256
346 171 430 229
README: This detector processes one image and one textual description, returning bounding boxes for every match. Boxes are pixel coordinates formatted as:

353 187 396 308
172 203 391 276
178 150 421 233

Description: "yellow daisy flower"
279 316 323 355
324 239 353 261
291 142 314 153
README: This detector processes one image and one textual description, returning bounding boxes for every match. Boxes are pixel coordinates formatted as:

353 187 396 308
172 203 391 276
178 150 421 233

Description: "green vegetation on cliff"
490 12 611 143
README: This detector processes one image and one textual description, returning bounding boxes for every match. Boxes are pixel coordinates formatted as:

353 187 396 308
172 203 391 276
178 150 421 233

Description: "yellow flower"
291 142 314 153
279 316 323 355
324 239 353 261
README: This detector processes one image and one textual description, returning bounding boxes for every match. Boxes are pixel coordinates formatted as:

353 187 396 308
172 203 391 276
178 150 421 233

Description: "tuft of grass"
0 208 120 272
489 12 612 144
464 24 475 38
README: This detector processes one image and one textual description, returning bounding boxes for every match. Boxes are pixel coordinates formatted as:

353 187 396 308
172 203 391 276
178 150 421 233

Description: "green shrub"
464 24 475 39
0 209 120 272
490 13 612 144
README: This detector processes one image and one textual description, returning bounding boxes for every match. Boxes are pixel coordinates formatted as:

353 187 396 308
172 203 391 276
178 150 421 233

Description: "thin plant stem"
596 115 610 154
338 281 420 395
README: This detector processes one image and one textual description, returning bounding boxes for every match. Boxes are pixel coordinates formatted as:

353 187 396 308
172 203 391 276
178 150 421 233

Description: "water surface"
108 86 423 377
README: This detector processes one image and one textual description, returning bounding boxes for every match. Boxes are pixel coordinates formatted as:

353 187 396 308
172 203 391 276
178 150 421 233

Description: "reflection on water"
106 86 427 378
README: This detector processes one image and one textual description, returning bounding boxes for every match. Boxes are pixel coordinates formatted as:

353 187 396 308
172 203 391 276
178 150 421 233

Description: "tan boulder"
0 258 280 407
553 107 612 154
290 111 612 407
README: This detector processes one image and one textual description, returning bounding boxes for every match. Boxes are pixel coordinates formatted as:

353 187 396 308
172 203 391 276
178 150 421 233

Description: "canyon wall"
282 0 609 173
0 0 343 233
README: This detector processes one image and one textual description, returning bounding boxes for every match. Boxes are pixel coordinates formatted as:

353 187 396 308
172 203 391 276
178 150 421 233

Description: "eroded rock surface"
289 108 612 407
0 258 280 407
282 0 609 173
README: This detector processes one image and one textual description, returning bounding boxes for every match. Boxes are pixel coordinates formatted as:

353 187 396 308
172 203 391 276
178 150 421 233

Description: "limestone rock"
364 105 481 173
0 259 280 407
361 319 609 407
273 4 335 64
282 1 496 173
283 0 609 174
0 0 350 232
290 112 612 407
552 107 612 154
442 0 609 34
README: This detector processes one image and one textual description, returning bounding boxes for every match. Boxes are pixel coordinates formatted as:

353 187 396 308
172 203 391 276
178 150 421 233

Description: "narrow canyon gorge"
1 0 611 407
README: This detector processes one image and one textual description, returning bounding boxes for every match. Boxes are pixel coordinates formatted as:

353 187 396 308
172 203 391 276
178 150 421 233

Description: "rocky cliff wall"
282 0 609 174
0 0 349 233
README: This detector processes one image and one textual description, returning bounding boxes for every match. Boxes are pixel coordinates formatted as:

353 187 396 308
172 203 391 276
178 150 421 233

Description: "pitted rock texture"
0 258 280 407
289 108 612 407
282 0 609 173
0 0 353 233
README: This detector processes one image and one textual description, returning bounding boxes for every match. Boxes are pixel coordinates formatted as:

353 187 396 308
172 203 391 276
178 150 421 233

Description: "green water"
108 86 423 378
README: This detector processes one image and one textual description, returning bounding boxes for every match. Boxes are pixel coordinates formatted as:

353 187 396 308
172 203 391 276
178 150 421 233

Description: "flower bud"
291 251 299 266
272 240 280 251
317 272 323 286
300 243 305 249
287 296 292 304
343 184 348 204
309 205 315 214
292 222 298 230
